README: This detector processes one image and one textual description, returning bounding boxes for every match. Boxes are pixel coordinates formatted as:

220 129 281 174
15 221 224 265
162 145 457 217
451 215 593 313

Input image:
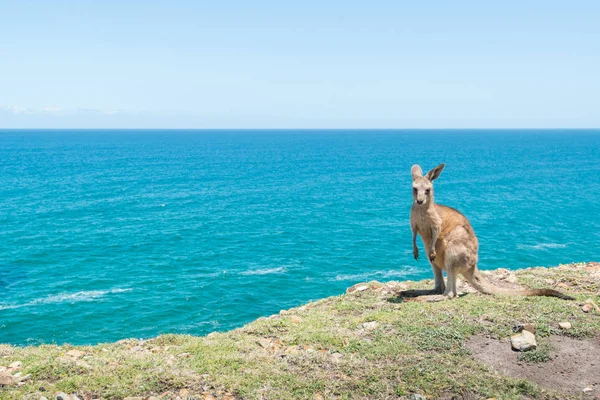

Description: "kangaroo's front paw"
428 251 436 262
413 248 419 260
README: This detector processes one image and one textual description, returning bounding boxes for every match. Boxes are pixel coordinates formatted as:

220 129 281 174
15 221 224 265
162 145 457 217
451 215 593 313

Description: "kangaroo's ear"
411 165 423 181
425 164 445 181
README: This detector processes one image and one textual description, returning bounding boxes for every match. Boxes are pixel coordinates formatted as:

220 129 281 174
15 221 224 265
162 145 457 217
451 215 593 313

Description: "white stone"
558 322 572 330
67 350 84 358
362 321 378 330
511 330 537 351
8 361 21 369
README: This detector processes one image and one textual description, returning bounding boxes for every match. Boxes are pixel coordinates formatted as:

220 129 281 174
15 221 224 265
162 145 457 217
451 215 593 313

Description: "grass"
517 343 553 364
1 262 599 400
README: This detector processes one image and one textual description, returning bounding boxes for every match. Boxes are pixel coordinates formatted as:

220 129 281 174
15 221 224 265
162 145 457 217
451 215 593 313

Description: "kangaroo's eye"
425 189 430 195
413 188 417 193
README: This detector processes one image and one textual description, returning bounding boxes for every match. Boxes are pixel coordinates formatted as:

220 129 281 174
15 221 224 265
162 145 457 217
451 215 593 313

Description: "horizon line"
1 128 600 131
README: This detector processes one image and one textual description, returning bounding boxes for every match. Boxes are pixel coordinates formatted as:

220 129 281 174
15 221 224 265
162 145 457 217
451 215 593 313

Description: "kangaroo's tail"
466 269 574 300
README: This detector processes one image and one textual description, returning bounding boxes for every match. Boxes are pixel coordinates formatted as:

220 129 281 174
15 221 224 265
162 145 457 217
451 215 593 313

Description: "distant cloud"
0 105 203 129
1 105 123 117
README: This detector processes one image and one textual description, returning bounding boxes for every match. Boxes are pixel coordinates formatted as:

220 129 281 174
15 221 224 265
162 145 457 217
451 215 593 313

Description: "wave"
238 267 287 276
332 267 417 282
0 288 132 311
517 243 568 250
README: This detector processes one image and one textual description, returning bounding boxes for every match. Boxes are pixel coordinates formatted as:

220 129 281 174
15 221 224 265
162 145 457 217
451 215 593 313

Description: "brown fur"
408 163 574 302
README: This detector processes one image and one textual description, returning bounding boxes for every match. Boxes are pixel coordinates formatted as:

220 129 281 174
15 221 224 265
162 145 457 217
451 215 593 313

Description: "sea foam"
517 243 568 250
0 288 132 310
239 267 287 276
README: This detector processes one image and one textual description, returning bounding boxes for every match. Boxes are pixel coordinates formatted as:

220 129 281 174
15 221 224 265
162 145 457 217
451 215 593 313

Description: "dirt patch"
466 334 600 397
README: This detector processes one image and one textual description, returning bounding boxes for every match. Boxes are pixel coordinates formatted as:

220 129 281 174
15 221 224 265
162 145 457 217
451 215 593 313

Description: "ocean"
1 129 599 346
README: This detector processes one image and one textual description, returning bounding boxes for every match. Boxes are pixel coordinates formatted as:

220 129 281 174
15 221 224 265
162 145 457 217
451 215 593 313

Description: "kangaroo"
408 163 574 302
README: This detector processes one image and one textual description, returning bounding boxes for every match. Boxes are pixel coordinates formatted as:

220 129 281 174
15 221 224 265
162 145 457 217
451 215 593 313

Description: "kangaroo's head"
411 164 445 206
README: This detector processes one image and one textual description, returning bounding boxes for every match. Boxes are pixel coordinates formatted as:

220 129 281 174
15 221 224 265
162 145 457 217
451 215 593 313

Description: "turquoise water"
1 130 599 346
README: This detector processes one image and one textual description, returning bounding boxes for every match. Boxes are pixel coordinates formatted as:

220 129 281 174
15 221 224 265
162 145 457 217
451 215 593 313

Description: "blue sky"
1 1 599 128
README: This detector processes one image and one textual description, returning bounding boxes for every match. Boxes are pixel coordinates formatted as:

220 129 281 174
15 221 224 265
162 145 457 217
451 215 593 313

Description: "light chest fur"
410 204 445 267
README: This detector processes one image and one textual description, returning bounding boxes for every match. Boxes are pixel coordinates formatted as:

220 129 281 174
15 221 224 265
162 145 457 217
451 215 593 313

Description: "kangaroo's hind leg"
432 264 445 294
397 262 445 299
442 263 458 299
408 259 460 302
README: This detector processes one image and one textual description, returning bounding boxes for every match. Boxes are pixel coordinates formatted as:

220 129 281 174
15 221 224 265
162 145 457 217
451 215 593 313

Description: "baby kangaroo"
408 163 574 302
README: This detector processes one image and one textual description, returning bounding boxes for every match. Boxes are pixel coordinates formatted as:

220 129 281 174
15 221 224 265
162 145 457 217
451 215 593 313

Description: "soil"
465 334 600 397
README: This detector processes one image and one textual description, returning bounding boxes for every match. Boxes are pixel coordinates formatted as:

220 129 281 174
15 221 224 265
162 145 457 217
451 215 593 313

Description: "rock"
411 394 426 400
559 322 572 330
207 332 218 338
14 373 31 383
179 388 190 397
0 374 15 386
279 309 290 315
511 330 537 351
347 284 369 293
382 282 409 293
362 321 378 330
8 361 22 370
55 393 70 400
257 338 272 349
584 298 600 312
314 393 324 400
329 352 344 362
66 350 84 358
583 386 593 393
582 303 593 313
290 316 302 324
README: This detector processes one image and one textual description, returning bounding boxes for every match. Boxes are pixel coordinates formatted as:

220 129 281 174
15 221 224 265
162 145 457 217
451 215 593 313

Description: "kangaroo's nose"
416 200 424 204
